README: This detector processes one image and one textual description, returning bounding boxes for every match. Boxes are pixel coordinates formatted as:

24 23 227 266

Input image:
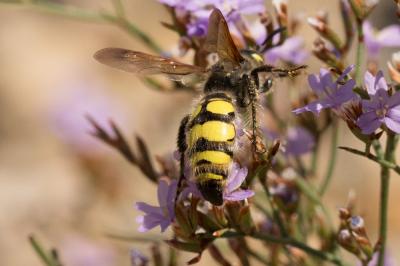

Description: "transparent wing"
94 48 207 75
204 9 244 66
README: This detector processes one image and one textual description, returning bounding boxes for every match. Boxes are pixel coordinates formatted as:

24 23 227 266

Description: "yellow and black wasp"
94 9 306 206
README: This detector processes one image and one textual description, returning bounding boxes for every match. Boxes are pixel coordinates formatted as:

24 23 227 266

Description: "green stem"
219 231 345 266
245 246 271 265
354 20 364 85
310 139 319 175
1 0 163 53
377 133 397 266
338 146 400 174
29 235 58 266
256 165 288 237
319 121 339 196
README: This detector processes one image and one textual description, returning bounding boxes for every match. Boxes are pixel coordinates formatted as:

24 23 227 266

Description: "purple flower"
293 65 357 115
265 37 309 65
180 179 204 200
284 127 315 156
357 71 400 134
49 79 129 155
130 249 149 266
135 179 177 232
160 0 265 37
263 127 315 156
363 21 400 58
223 163 254 201
357 252 397 266
187 17 209 37
60 235 116 266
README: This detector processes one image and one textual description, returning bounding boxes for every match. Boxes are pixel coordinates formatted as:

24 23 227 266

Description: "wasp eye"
260 78 273 93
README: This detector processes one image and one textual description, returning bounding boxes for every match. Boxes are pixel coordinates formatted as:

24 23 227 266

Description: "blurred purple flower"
61 235 116 266
363 21 400 58
187 17 209 37
49 79 129 155
160 0 265 37
263 127 315 156
284 127 315 156
189 0 265 21
269 182 299 206
130 249 149 266
357 71 400 134
357 251 397 266
265 37 309 65
136 179 177 232
293 65 357 115
223 163 254 201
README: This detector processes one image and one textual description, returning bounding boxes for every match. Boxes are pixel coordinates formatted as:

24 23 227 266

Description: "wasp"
94 9 306 206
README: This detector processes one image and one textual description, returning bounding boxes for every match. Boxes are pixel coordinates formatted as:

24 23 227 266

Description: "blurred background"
0 0 399 265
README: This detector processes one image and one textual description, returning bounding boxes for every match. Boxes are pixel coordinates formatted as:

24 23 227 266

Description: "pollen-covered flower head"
357 71 400 134
293 65 357 115
135 178 177 232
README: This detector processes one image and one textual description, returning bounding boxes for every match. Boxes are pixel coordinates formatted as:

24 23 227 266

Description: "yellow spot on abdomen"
189 121 235 146
193 150 232 165
206 100 234 115
197 172 224 181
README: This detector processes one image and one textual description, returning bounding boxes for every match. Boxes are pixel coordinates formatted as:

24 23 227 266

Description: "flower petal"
136 202 162 215
337 65 355 82
157 180 169 206
377 25 400 47
308 73 322 94
333 79 357 105
387 92 400 108
374 71 388 91
224 189 255 201
225 165 248 193
384 116 400 134
364 71 377 95
357 111 381 134
292 99 333 115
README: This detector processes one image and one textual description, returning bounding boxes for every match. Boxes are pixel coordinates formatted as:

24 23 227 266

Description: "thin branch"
0 0 163 53
339 146 400 175
218 231 345 266
87 115 159 182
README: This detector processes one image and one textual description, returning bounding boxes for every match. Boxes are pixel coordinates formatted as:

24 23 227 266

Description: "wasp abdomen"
188 92 236 205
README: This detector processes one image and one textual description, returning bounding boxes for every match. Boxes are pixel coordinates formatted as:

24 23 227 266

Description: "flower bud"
348 0 379 20
312 38 344 70
308 17 343 51
337 229 360 255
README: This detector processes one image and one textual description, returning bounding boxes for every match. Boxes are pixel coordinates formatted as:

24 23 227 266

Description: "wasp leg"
239 75 266 157
175 115 190 204
251 64 307 79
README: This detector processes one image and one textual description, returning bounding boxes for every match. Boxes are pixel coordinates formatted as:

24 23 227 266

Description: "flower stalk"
377 132 397 266
319 120 339 196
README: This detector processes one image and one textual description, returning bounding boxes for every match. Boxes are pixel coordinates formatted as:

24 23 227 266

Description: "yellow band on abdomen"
189 121 235 146
197 172 224 181
192 150 232 165
206 100 235 115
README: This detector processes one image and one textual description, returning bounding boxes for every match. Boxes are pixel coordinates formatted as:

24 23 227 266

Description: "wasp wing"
204 9 244 66
94 48 206 75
